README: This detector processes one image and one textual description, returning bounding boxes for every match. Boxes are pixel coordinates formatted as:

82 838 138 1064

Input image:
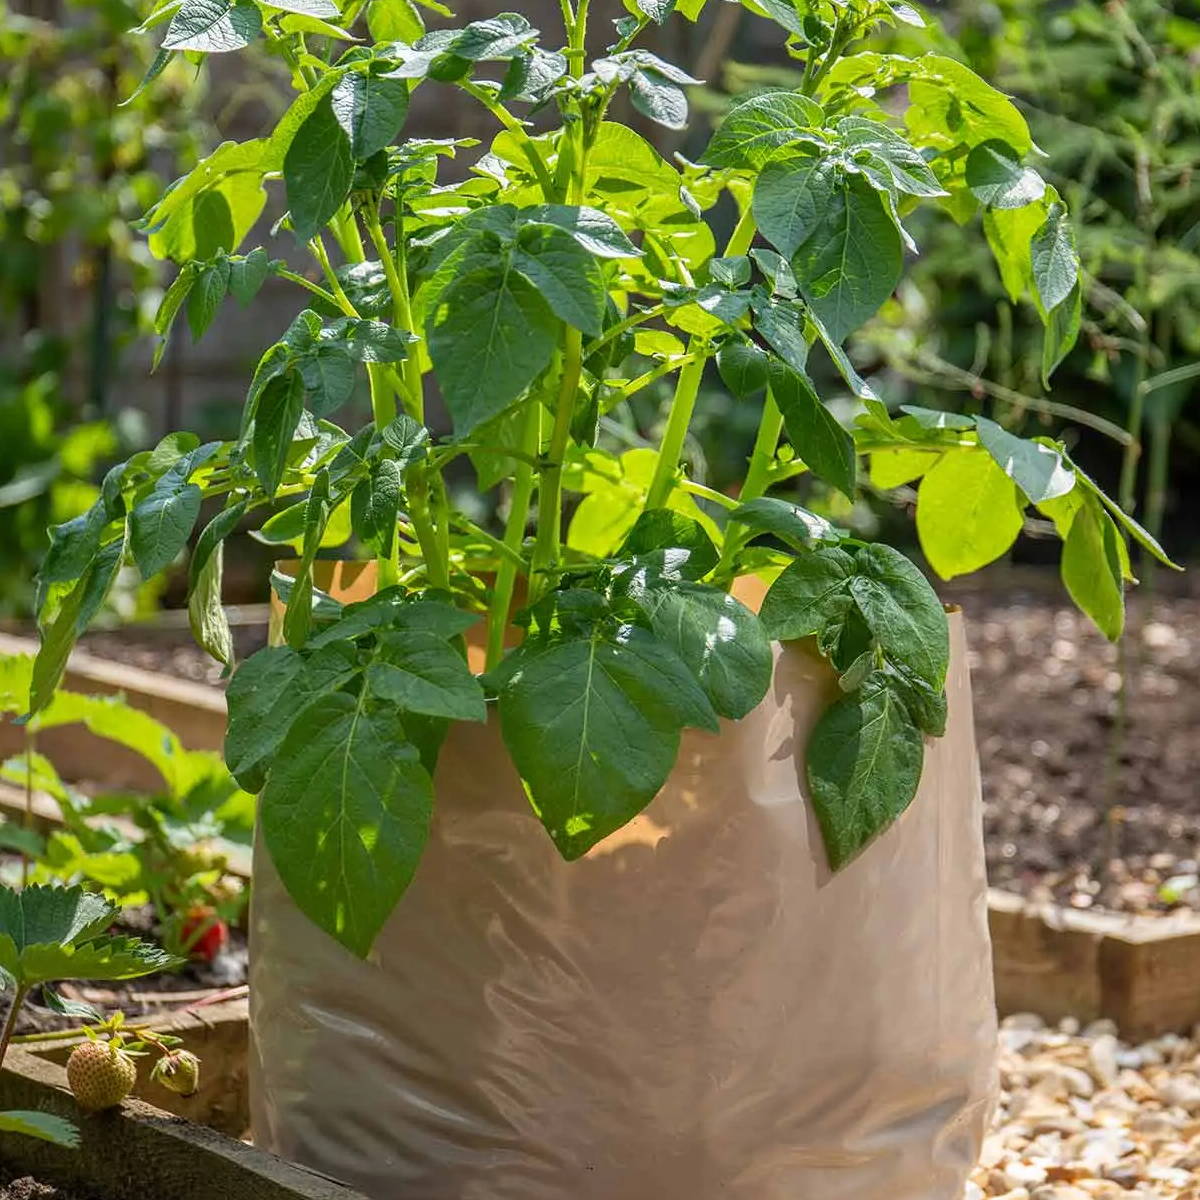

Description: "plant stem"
308 235 360 318
521 0 590 604
0 986 27 1069
275 269 341 310
642 205 757 513
583 303 666 363
531 329 584 598
460 81 558 202
407 471 449 590
714 388 785 580
365 210 424 419
486 400 541 671
21 727 33 887
643 351 707 511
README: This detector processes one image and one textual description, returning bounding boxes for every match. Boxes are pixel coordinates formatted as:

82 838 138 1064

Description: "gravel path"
969 1014 1200 1199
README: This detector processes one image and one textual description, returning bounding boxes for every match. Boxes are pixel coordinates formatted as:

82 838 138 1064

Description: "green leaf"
1068 457 1181 571
898 404 975 430
367 0 423 42
380 414 430 468
0 884 180 988
904 54 1033 155
790 172 903 342
728 496 840 550
228 247 274 304
837 118 946 198
1031 202 1078 314
284 94 354 241
442 12 537 61
253 370 305 496
1041 280 1081 387
869 447 939 488
130 464 203 578
629 69 688 130
513 224 606 336
366 632 486 721
965 139 1046 210
758 546 857 641
188 540 232 666
353 457 402 558
29 535 125 716
500 46 569 103
266 0 338 15
429 264 558 435
299 346 357 416
752 296 809 374
1061 492 1125 641
848 543 949 688
752 148 840 261
806 674 925 868
261 693 433 956
982 198 1046 303
162 0 261 51
633 0 675 23
769 360 856 499
330 72 410 160
881 659 947 737
521 205 640 259
703 91 824 170
717 340 769 397
308 590 477 647
329 317 413 362
186 258 230 340
916 448 1024 579
633 582 772 720
617 509 718 580
495 622 717 860
0 1111 79 1148
974 416 1074 503
190 500 246 585
39 505 107 589
224 648 298 790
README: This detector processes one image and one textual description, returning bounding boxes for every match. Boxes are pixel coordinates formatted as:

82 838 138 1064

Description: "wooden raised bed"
988 888 1200 1039
5 631 1200 1040
0 1044 364 1200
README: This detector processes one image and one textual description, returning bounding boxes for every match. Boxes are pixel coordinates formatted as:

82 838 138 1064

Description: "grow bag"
249 564 996 1200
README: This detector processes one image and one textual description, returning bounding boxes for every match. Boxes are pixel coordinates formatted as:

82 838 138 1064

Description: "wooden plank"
20 998 251 1137
0 632 226 792
0 1046 366 1200
988 889 1104 1024
1100 916 1200 1041
988 889 1200 1037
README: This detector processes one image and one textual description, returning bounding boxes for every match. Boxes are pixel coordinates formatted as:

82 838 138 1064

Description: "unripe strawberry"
66 1040 137 1112
151 1049 201 1097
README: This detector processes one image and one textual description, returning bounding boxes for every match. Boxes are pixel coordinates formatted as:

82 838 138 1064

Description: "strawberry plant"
28 0 1177 957
0 654 251 953
0 883 179 1144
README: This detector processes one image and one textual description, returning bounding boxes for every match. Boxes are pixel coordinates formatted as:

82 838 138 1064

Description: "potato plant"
29 0 1176 956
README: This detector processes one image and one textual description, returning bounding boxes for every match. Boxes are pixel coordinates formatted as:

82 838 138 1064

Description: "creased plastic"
250 566 996 1200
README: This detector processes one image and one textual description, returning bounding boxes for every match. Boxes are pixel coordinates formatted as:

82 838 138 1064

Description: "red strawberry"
179 906 228 963
67 1040 137 1112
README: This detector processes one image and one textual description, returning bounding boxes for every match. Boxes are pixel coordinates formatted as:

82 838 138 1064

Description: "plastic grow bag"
249 566 996 1199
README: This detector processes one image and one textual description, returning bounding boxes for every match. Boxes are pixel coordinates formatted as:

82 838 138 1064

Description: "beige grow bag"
249 563 996 1199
